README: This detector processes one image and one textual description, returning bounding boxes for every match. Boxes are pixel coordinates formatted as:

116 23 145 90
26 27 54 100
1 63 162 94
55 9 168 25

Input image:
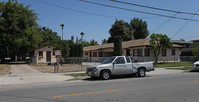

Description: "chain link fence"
29 56 199 73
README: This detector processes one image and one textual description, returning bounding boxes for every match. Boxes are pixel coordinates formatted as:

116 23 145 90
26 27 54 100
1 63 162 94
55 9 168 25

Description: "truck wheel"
138 68 146 77
101 70 111 80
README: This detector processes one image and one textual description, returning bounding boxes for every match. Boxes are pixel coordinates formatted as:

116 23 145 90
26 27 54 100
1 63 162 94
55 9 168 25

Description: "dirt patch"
0 64 11 75
31 64 89 73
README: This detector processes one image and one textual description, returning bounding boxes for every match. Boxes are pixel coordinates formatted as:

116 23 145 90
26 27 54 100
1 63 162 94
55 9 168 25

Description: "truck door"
124 56 133 74
112 57 127 75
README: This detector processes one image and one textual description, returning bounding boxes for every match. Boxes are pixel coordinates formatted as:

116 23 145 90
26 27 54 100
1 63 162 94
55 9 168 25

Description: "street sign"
55 50 61 56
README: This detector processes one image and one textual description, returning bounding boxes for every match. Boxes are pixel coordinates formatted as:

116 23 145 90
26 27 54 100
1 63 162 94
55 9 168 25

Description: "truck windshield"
102 57 115 64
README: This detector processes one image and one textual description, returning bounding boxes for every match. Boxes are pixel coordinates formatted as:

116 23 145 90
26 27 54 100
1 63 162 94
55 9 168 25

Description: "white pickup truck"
86 56 154 80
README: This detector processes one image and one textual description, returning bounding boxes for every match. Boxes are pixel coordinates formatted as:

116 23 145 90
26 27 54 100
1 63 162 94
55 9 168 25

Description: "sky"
5 0 199 44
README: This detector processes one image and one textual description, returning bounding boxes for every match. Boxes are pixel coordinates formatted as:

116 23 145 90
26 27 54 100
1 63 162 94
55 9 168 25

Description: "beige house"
83 39 183 62
34 45 56 64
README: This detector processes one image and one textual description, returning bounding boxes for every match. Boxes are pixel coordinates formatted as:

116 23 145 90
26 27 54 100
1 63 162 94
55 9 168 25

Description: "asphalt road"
0 72 199 102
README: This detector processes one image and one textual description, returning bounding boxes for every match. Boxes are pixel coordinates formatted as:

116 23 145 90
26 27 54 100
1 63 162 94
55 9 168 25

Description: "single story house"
83 39 183 62
33 45 56 64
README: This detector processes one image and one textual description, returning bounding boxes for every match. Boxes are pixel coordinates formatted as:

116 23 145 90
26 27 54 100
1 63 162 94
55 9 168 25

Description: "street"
0 72 199 102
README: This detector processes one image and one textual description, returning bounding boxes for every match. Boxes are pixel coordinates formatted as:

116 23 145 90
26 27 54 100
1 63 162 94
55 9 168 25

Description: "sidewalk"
0 64 186 86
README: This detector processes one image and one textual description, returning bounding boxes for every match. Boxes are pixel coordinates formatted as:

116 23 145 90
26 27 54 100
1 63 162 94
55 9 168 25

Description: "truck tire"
100 70 111 80
138 68 146 77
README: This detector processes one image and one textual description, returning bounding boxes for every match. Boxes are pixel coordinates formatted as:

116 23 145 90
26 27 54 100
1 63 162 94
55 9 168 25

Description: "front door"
46 51 51 62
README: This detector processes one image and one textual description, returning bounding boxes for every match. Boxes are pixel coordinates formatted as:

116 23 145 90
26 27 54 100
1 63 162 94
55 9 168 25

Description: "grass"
166 67 193 70
65 73 87 78
156 62 192 67
0 64 11 75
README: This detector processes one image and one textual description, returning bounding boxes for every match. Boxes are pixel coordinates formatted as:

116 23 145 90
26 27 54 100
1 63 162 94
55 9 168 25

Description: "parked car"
5 57 11 62
86 56 154 80
193 61 199 71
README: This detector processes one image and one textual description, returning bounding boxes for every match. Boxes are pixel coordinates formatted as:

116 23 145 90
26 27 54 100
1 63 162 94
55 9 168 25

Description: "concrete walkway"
0 64 73 86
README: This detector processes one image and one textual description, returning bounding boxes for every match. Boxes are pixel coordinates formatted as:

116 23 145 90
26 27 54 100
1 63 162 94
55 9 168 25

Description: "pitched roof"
171 40 192 44
35 45 54 50
83 38 183 52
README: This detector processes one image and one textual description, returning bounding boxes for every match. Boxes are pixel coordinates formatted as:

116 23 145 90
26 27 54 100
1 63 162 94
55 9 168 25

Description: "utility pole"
60 24 64 41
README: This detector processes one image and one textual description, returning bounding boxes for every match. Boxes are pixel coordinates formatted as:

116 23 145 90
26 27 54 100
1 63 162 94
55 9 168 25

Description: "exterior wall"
34 46 56 64
131 48 181 62
83 46 181 62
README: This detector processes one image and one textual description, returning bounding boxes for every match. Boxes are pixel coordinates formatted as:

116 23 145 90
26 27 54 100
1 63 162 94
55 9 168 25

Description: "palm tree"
80 32 84 42
60 24 64 40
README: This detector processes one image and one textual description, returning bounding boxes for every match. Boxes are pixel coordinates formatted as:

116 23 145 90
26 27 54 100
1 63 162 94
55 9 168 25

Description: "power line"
151 13 178 33
79 0 199 22
37 0 157 19
109 0 199 16
171 9 199 39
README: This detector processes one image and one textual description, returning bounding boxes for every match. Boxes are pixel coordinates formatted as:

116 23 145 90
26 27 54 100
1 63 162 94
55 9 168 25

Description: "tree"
80 32 84 42
39 27 61 47
179 39 185 42
108 19 134 43
60 24 64 40
0 0 39 61
90 39 98 46
113 36 122 56
192 43 199 56
102 39 107 45
149 33 173 66
130 18 149 39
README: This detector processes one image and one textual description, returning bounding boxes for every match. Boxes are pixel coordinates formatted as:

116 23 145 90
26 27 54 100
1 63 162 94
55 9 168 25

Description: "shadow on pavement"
190 70 199 72
82 74 151 81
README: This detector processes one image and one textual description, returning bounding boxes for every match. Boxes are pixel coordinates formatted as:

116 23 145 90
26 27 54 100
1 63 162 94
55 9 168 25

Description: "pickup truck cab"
86 56 154 80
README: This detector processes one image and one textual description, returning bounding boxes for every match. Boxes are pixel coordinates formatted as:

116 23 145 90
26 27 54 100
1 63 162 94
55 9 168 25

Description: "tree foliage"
68 36 83 57
102 39 107 45
149 33 173 66
108 20 134 43
192 43 199 56
130 18 149 39
0 0 40 60
113 36 122 56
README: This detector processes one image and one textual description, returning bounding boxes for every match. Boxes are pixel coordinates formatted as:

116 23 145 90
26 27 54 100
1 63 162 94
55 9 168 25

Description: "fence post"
174 57 176 67
81 57 83 71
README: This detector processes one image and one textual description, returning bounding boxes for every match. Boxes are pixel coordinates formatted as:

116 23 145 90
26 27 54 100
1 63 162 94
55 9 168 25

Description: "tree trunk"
154 57 158 67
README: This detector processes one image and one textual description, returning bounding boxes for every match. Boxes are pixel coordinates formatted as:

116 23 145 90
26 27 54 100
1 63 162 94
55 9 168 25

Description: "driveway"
10 64 41 75
0 64 73 86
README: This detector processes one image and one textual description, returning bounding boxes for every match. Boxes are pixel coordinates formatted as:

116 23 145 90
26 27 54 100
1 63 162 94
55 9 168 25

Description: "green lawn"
157 62 192 67
166 67 193 70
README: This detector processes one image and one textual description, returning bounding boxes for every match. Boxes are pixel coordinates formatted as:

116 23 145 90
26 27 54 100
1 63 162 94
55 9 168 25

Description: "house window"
144 49 150 56
85 52 88 55
172 49 175 55
133 49 138 56
99 52 103 57
48 46 50 48
138 49 143 56
39 51 43 57
162 49 167 56
133 49 143 56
